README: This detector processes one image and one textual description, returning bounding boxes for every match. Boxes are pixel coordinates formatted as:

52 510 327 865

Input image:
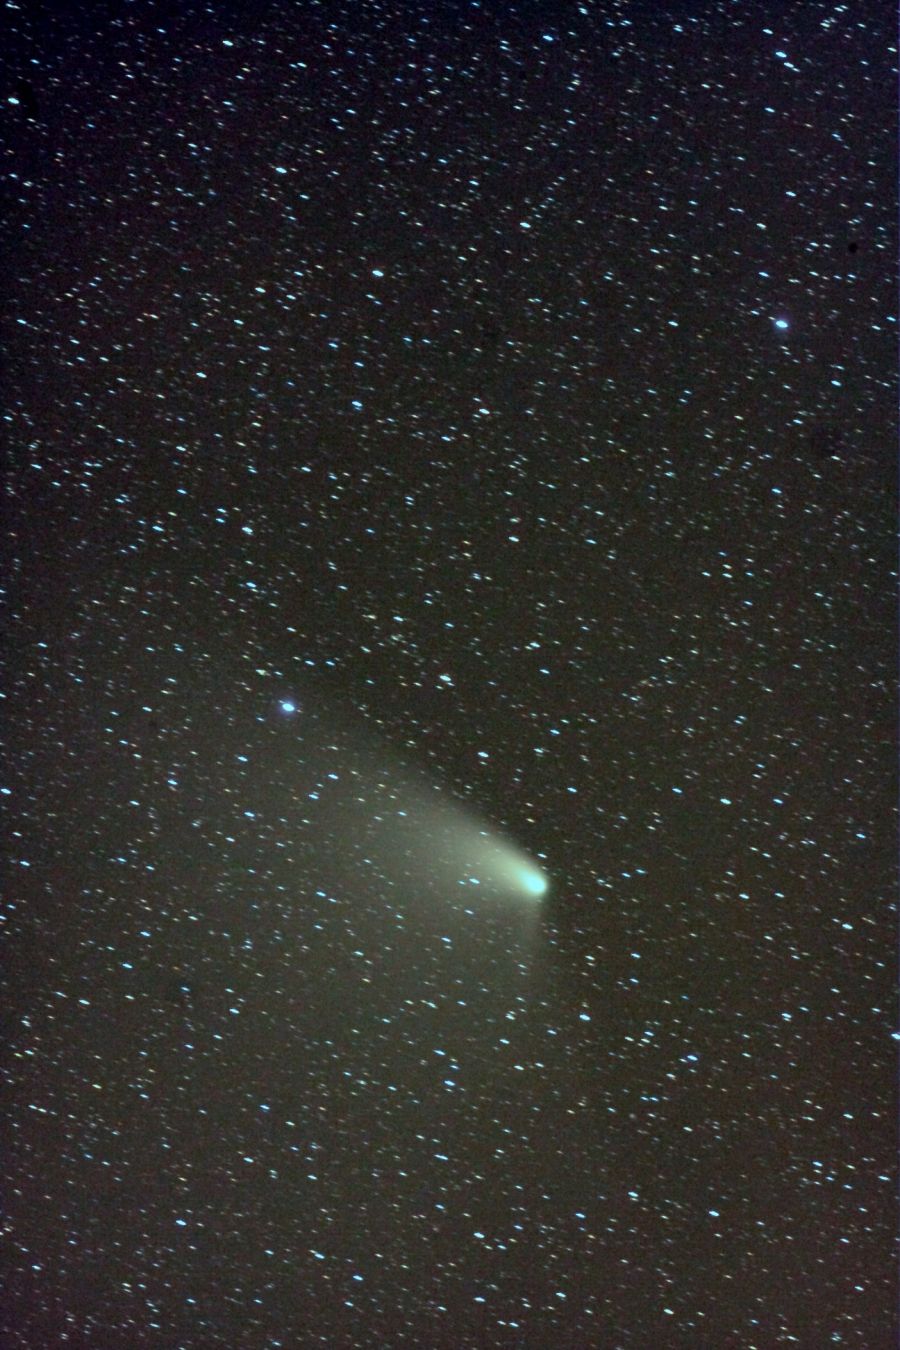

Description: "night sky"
4 2 897 1346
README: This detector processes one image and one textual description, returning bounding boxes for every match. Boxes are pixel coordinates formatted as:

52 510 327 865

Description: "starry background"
3 1 897 1346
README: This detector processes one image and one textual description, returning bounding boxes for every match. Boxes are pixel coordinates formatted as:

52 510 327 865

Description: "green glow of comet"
520 867 548 897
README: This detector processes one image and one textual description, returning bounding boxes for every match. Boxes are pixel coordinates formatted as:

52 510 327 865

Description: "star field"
3 1 897 1346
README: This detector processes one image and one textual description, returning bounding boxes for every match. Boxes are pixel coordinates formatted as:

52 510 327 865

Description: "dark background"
3 1 897 1345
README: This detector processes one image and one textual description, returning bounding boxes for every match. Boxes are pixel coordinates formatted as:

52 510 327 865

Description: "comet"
272 686 549 908
431 822 549 902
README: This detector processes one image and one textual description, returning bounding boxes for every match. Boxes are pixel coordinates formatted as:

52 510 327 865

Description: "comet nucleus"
518 866 548 897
